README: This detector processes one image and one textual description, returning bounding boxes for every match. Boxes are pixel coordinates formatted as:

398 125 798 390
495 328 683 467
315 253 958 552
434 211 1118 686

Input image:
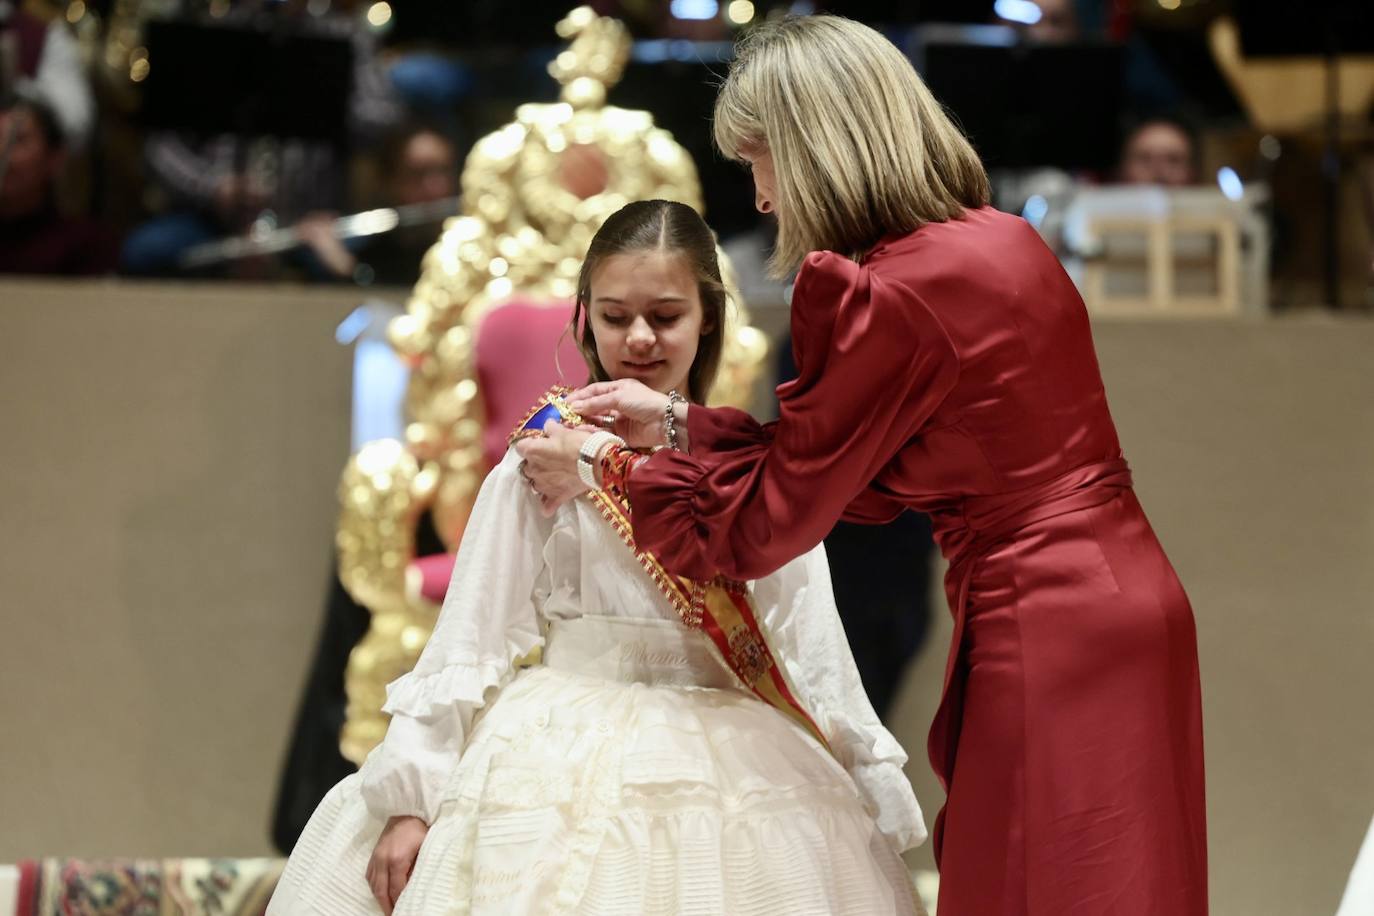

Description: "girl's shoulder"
507 385 583 450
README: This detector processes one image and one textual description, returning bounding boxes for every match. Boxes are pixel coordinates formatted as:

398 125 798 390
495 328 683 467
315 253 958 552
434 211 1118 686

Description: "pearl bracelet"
577 430 625 491
664 389 686 451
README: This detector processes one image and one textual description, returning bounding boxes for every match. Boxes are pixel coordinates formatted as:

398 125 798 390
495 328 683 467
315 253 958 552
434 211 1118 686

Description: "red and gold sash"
510 387 830 750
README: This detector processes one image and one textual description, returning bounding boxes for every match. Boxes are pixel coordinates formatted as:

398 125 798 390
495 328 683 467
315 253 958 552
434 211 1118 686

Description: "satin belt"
543 615 739 690
925 457 1134 862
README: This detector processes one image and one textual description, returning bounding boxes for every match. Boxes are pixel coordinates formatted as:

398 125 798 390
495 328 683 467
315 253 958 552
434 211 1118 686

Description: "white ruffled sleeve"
358 448 551 822
754 545 929 853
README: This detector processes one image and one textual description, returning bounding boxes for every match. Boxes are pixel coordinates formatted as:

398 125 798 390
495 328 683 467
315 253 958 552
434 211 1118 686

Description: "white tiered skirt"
270 616 922 915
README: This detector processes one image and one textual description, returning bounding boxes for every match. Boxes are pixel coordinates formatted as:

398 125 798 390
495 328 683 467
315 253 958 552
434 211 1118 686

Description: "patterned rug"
10 858 283 916
3 858 933 914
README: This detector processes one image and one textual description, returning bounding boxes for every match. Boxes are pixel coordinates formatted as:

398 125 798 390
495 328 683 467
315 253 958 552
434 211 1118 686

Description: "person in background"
297 122 459 286
1117 113 1199 187
0 0 93 148
0 94 116 275
120 0 403 278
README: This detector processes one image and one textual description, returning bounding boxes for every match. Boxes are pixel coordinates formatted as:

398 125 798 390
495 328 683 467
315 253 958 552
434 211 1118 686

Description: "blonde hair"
714 15 990 276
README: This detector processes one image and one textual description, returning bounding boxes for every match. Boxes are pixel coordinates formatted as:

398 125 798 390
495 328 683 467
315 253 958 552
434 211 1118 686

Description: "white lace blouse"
356 449 928 852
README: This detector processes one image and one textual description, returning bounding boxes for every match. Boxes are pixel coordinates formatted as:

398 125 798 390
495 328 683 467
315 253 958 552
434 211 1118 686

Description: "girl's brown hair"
571 199 727 404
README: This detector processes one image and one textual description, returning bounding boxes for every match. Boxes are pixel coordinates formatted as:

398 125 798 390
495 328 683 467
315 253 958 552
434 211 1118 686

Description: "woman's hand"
567 380 670 449
515 423 596 516
366 815 428 915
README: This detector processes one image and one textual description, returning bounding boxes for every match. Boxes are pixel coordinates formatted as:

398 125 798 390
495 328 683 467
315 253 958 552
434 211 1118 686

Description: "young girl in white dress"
268 200 927 916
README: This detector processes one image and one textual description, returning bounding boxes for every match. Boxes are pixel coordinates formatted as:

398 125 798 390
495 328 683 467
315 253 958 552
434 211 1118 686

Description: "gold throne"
334 7 770 764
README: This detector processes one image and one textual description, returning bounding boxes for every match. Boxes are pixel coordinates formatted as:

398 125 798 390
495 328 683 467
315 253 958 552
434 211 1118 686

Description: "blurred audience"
0 94 116 276
300 122 459 286
120 2 403 278
1117 113 1200 187
0 0 1312 306
0 1 93 148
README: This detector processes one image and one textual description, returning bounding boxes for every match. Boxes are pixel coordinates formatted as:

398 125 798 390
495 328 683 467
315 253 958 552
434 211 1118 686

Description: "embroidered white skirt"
269 616 922 916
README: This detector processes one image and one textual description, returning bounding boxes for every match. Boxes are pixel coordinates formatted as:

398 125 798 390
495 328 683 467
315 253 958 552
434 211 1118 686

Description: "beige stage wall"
1 278 1372 915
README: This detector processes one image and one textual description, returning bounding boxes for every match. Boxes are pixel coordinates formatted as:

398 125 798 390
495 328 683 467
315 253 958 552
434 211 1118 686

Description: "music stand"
1234 2 1374 308
912 30 1125 172
141 18 353 144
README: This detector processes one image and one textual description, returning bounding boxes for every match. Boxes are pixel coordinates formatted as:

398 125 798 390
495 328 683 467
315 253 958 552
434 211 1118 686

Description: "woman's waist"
930 457 1134 564
543 615 740 690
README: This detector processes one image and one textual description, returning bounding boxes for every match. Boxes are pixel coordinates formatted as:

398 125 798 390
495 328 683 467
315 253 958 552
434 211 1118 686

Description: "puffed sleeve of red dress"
628 249 960 582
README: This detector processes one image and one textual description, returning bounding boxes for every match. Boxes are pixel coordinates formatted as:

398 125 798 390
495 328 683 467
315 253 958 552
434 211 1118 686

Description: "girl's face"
588 250 707 397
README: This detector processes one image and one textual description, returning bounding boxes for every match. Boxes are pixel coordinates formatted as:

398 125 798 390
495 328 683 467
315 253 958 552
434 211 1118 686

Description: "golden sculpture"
336 6 769 764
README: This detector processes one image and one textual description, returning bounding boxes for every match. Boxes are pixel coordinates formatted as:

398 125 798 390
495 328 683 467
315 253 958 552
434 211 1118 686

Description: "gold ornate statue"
336 6 769 764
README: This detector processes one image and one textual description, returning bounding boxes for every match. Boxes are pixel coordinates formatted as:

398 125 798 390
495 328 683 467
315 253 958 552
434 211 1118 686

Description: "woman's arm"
628 252 959 581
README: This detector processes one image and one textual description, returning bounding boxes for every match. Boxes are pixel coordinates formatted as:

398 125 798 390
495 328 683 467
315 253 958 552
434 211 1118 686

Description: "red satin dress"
627 207 1208 915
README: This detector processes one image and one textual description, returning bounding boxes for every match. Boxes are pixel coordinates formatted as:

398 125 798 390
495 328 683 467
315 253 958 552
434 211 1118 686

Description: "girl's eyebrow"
593 295 689 305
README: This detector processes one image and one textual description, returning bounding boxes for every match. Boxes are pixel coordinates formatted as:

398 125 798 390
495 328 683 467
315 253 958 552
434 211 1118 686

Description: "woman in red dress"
520 15 1207 915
